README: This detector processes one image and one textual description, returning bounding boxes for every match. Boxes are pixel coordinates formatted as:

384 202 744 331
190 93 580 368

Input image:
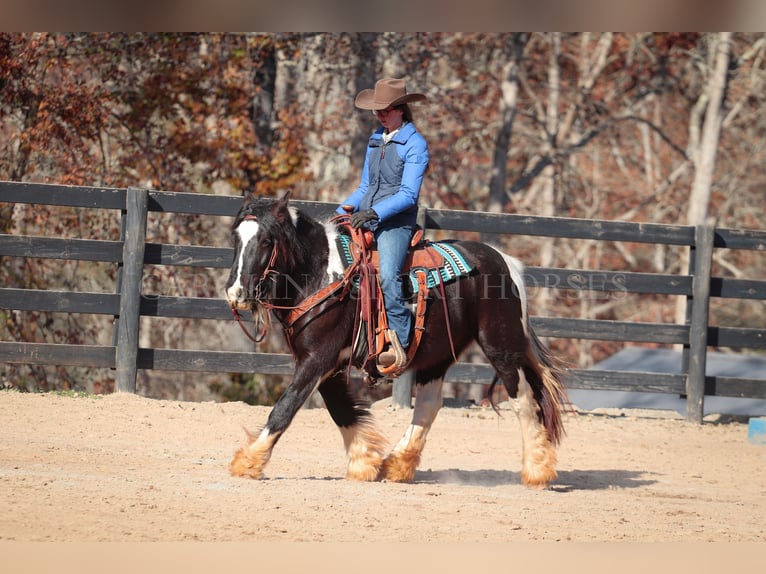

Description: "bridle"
230 243 278 344
230 214 280 344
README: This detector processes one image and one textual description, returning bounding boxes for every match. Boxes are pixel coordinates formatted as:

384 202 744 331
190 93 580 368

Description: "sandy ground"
0 390 764 543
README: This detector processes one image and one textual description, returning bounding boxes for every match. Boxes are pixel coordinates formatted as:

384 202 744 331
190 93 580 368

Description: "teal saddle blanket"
335 235 474 293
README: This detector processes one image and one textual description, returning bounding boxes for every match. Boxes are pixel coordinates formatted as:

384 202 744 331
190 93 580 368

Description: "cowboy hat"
354 78 426 110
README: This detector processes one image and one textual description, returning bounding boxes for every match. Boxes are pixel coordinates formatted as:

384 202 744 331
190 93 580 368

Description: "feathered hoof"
520 466 557 489
229 447 266 479
344 422 388 482
346 460 383 482
379 449 421 483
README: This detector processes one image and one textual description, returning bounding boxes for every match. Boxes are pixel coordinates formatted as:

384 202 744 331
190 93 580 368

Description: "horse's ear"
272 189 293 224
242 191 257 206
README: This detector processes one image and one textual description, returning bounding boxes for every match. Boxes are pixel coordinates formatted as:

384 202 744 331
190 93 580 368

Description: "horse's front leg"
318 371 388 481
230 360 326 479
380 377 444 482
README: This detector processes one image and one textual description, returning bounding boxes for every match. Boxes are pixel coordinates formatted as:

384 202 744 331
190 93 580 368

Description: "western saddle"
337 212 449 380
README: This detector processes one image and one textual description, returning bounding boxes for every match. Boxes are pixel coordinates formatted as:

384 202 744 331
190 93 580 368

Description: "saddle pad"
408 241 473 293
335 234 474 293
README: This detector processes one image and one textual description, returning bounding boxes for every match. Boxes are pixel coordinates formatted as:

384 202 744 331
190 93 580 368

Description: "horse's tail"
523 327 570 446
495 249 570 446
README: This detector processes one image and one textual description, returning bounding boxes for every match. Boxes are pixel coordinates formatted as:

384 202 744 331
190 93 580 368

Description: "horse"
224 191 569 488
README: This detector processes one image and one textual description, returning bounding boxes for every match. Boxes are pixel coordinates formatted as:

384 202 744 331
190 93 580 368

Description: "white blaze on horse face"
227 219 260 307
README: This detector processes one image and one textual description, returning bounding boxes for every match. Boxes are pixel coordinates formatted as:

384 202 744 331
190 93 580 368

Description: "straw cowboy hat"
354 78 427 110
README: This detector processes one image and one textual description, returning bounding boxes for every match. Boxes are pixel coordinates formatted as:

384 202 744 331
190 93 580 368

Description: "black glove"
349 208 378 229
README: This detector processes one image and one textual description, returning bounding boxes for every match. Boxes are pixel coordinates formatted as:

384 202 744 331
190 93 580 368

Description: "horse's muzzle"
225 284 251 311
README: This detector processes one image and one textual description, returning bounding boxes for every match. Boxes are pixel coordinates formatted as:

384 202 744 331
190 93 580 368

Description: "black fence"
2 181 765 422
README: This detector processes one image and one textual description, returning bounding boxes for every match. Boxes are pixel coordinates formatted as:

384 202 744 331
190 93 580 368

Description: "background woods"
1 32 765 401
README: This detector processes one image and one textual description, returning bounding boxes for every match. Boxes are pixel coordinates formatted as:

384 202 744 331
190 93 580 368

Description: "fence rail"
2 181 765 422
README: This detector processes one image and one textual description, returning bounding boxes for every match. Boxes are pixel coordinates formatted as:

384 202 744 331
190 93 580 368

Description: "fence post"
392 371 414 409
685 217 716 423
115 187 148 393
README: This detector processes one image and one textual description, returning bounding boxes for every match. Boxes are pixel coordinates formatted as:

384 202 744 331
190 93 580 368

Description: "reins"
232 306 270 343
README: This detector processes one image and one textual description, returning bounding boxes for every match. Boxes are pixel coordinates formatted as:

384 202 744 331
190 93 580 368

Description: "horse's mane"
234 193 326 274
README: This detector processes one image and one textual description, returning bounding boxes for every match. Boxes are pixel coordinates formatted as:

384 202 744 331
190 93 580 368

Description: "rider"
337 77 429 370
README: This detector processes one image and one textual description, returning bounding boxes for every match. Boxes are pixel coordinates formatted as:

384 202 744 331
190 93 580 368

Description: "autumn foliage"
1 33 764 398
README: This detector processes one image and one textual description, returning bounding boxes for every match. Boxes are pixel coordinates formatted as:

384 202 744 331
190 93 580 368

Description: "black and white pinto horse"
225 191 569 488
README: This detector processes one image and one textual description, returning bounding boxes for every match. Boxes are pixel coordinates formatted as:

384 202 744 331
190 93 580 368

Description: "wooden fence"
1 181 765 422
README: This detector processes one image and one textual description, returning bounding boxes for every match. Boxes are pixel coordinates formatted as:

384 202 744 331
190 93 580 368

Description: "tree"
0 33 312 394
486 33 528 216
675 32 732 330
687 32 732 226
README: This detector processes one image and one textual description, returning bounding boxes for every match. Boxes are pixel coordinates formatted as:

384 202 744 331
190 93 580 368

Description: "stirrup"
377 329 407 370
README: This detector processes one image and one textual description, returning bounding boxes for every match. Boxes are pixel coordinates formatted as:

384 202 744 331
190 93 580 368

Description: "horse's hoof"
379 449 420 483
229 448 265 479
345 423 388 481
347 464 382 482
520 466 557 489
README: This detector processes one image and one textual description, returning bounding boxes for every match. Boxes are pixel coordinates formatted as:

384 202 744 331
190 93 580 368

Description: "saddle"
343 222 436 379
337 215 475 379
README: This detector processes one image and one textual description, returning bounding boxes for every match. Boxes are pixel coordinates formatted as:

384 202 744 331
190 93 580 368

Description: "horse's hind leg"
380 376 444 482
494 361 558 489
517 367 558 488
318 371 388 481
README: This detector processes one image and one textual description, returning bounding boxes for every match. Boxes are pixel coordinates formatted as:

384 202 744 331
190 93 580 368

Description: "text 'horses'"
224 192 569 488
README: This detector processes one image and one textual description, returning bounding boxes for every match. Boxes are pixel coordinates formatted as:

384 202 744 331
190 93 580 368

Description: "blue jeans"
374 225 412 349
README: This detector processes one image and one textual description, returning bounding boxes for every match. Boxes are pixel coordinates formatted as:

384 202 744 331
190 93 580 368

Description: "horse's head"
225 190 301 310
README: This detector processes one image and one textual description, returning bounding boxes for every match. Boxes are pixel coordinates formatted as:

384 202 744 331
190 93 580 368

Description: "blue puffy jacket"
338 121 429 230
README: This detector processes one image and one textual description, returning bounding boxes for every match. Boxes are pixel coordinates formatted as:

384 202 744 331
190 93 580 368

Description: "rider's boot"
377 329 407 370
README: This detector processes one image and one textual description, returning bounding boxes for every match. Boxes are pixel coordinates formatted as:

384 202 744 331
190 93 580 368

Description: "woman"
337 77 429 370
